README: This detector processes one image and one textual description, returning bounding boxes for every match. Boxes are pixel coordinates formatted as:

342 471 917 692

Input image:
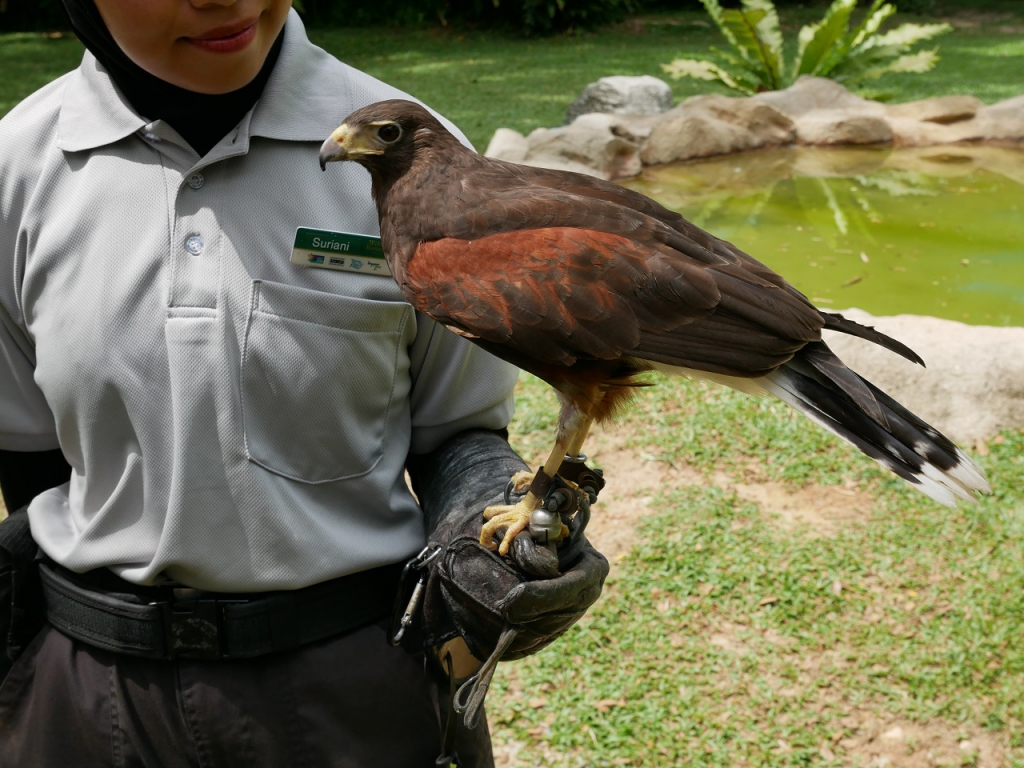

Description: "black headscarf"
60 0 285 157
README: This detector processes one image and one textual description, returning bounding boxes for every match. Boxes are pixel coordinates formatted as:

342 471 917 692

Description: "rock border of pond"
485 76 1024 443
484 76 1024 182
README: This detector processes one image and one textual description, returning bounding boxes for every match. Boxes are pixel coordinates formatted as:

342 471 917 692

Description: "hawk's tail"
758 342 989 507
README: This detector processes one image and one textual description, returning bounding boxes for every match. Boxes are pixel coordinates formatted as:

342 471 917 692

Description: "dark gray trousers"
0 623 493 768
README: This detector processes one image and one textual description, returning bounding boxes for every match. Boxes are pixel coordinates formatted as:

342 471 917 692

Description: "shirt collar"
56 53 147 152
249 12 353 142
56 11 348 154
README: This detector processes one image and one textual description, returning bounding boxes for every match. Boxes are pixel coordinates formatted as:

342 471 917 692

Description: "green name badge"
291 227 391 277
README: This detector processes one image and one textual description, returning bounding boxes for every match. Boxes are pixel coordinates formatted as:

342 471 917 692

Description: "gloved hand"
430 491 607 664
406 428 608 666
406 428 608 733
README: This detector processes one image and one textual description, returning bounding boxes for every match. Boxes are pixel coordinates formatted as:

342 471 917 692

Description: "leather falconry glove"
404 428 608 728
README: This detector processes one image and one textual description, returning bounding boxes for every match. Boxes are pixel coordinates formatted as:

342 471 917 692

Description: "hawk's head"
319 99 450 176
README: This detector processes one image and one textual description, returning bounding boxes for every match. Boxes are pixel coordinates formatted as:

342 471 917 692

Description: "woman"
0 1 606 765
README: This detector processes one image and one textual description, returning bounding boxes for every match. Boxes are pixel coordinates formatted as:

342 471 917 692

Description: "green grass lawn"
309 3 1024 150
3 4 1024 149
499 374 1024 767
0 32 84 119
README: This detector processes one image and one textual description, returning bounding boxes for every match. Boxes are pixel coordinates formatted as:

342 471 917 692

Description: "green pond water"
625 145 1024 326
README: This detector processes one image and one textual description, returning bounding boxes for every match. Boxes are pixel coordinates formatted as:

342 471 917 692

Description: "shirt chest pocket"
240 280 412 484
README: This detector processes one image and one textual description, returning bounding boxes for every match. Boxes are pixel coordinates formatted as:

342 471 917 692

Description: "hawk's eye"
377 124 401 143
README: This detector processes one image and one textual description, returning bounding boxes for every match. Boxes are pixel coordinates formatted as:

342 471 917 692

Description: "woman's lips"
185 21 258 54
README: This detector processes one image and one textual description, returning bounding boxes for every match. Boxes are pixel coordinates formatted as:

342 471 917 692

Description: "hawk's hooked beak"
319 123 383 171
319 124 349 171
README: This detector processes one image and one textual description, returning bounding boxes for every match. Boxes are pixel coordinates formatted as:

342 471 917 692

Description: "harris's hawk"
319 100 989 556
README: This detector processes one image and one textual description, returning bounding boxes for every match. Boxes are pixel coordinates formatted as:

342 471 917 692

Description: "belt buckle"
161 590 240 660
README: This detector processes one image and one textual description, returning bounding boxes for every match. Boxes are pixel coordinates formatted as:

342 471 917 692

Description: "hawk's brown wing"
404 226 820 377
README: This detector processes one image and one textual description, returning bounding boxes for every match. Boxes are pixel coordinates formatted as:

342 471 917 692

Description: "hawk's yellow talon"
509 470 534 494
480 498 540 555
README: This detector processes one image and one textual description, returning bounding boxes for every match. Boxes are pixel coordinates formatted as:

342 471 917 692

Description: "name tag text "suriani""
290 227 391 276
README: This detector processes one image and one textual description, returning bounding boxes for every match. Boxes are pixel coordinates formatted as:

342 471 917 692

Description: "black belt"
40 561 404 661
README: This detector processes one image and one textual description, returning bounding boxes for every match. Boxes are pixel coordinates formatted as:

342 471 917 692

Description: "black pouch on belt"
0 506 44 683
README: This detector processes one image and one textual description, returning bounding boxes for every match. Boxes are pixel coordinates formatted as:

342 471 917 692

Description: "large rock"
684 95 797 143
885 94 1024 148
795 110 894 145
598 112 662 144
565 75 674 124
531 114 643 179
641 95 794 165
483 116 641 180
483 127 528 163
823 309 1024 444
885 95 986 146
754 77 892 147
886 95 982 125
975 94 1024 142
641 112 750 165
887 115 988 147
486 75 1024 177
752 76 886 119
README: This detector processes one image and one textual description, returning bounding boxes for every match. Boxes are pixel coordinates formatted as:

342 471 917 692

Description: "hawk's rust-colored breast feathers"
319 99 988 551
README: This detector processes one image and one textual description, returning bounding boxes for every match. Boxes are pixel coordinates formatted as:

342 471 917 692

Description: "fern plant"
661 0 951 95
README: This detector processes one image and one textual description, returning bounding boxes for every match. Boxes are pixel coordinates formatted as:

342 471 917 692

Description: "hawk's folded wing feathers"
406 226 821 376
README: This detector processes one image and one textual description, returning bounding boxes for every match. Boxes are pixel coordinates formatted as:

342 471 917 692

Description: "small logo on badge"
350 259 363 269
329 257 345 266
307 253 324 264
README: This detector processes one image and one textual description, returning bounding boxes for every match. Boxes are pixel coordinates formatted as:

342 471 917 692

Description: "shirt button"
185 235 205 255
186 173 205 190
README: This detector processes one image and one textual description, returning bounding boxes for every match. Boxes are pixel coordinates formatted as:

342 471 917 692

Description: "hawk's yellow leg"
566 414 595 458
479 400 598 555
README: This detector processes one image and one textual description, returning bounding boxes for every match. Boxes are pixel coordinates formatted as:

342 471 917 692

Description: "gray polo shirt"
0 12 518 591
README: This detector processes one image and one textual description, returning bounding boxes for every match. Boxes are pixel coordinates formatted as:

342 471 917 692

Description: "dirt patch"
574 426 703 566
719 475 875 538
707 619 759 656
521 425 874 568
836 711 1006 768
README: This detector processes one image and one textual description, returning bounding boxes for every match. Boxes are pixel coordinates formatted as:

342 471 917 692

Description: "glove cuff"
407 429 525 653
